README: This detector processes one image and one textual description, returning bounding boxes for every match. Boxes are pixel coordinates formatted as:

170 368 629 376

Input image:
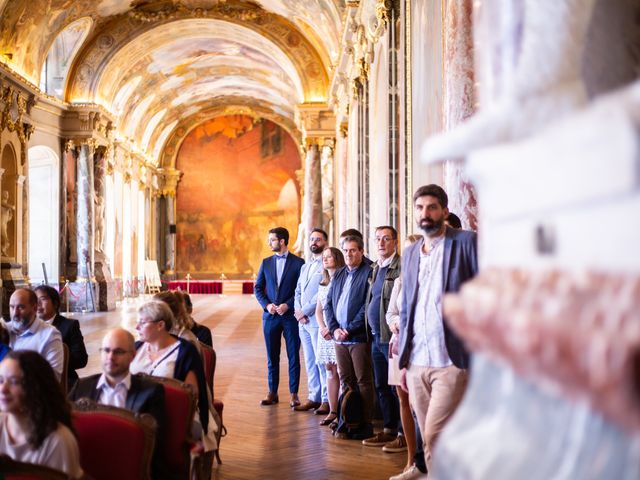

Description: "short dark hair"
375 226 398 239
342 235 364 250
339 228 363 239
413 184 448 209
34 285 61 312
310 228 328 241
269 227 290 245
446 212 462 229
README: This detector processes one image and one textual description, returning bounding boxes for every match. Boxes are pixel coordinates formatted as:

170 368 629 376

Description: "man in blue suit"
293 228 329 413
398 184 478 475
255 226 305 407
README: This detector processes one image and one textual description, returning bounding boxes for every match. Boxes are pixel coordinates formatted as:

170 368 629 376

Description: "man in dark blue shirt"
325 235 374 437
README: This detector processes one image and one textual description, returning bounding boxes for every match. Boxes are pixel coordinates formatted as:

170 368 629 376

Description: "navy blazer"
255 252 305 320
398 227 478 369
324 261 373 343
52 314 88 384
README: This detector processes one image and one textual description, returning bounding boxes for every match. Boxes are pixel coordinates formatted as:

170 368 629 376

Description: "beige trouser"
406 364 468 473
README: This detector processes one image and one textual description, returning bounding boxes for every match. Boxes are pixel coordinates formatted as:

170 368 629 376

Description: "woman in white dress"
0 350 83 479
314 246 345 426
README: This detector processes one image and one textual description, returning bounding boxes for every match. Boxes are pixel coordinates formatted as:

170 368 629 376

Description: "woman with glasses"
130 300 209 434
0 350 83 478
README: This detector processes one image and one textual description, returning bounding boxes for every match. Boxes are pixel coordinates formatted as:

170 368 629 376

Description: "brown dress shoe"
260 392 279 406
313 402 330 415
289 393 300 407
293 400 321 412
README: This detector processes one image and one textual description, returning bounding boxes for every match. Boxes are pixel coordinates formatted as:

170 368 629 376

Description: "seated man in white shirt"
69 328 165 478
7 288 63 381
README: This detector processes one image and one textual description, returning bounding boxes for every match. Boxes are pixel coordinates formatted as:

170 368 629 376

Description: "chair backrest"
0 454 69 480
72 398 156 480
61 343 69 394
200 342 216 395
146 375 197 477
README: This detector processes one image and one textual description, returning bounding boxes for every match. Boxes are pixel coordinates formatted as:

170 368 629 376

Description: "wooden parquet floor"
76 294 406 480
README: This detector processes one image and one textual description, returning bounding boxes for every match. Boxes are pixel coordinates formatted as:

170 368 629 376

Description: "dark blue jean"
371 335 400 431
263 314 301 394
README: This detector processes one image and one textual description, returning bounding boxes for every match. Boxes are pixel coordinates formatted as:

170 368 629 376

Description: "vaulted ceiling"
0 0 344 164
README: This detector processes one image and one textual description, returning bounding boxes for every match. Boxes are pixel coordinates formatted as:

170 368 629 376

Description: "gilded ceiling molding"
0 74 36 167
66 1 329 104
158 98 302 169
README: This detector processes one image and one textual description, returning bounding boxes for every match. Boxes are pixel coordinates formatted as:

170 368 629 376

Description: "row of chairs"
2 343 225 480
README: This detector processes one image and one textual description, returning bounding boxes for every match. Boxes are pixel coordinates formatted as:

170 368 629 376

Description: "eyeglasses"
99 347 131 356
0 376 24 387
136 319 161 327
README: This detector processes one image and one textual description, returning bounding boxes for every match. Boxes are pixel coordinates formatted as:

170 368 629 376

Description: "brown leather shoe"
289 393 300 407
293 400 321 412
260 392 279 406
313 402 330 415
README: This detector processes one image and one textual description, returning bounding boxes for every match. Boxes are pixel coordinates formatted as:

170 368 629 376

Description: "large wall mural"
176 115 300 278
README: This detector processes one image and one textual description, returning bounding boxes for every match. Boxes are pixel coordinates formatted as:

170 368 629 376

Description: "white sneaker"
389 464 428 480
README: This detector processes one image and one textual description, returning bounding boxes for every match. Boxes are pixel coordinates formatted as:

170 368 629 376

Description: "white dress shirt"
96 372 132 408
9 318 64 380
410 236 453 368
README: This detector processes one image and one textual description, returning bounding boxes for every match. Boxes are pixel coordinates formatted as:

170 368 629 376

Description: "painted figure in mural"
1 190 15 257
94 193 105 253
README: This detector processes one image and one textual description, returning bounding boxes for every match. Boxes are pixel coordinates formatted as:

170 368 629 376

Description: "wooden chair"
60 343 69 394
199 342 226 465
0 455 69 479
72 398 156 480
144 375 200 479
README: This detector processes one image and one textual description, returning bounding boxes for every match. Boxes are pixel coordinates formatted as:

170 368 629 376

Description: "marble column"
304 142 323 238
69 141 99 312
164 192 176 277
443 0 478 230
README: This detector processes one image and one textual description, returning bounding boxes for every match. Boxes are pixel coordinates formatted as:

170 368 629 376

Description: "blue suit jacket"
398 227 478 369
255 252 305 320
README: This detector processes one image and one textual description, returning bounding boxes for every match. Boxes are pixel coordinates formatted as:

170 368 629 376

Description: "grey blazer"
398 227 478 369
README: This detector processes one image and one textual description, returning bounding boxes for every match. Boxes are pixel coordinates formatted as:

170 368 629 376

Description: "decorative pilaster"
93 146 115 310
303 140 323 253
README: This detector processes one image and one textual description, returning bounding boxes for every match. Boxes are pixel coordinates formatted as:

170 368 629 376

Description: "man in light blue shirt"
7 288 63 381
294 228 329 413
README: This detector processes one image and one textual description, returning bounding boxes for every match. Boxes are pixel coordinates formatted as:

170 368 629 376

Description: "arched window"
39 18 92 99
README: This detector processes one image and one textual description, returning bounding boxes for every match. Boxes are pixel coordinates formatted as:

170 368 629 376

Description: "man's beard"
310 244 323 254
420 217 444 236
7 318 29 334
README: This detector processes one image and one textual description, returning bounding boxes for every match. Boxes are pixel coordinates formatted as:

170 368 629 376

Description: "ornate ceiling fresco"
0 0 344 165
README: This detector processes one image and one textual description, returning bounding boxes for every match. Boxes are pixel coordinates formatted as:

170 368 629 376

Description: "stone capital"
296 103 336 147
156 167 182 197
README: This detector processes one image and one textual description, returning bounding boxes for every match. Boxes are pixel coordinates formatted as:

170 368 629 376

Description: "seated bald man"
69 328 164 418
69 328 165 477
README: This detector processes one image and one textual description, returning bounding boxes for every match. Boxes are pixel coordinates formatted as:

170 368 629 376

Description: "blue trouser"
371 334 400 431
299 322 327 402
263 314 301 394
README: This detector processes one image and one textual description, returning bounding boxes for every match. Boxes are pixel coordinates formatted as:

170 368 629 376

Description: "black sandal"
320 412 337 426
